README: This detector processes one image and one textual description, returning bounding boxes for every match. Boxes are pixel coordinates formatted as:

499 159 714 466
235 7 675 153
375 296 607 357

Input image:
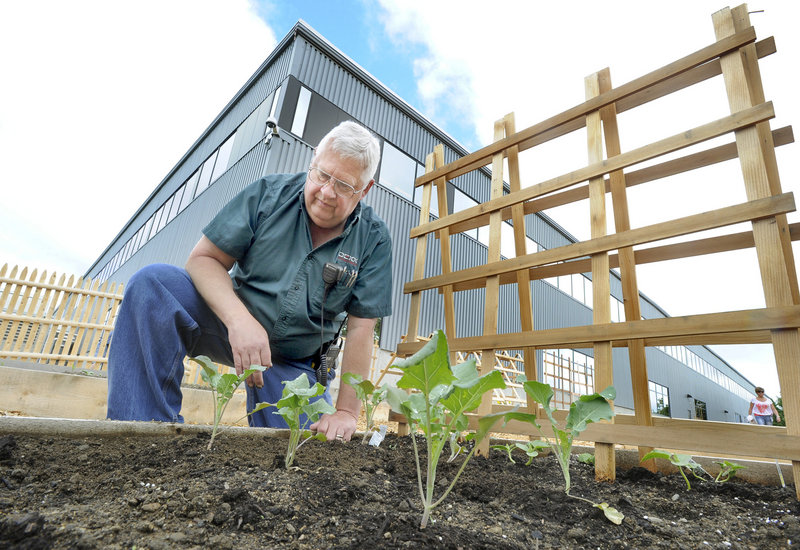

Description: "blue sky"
1 0 799 397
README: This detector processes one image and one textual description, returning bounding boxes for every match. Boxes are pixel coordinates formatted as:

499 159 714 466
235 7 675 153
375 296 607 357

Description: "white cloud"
0 0 276 275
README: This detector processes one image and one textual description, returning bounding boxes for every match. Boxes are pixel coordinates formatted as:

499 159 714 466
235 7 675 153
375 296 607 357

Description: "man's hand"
186 236 271 388
226 313 271 388
310 409 358 442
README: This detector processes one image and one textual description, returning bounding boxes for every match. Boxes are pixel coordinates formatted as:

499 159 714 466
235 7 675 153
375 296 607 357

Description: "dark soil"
0 430 798 549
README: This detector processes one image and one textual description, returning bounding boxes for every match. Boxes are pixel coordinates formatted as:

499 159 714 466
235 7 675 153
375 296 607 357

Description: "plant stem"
432 442 478 509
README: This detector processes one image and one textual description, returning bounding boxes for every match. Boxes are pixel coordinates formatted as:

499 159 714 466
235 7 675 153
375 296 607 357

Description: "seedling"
492 440 549 466
505 381 623 525
190 355 267 450
386 330 508 529
576 452 595 465
342 372 387 443
714 459 745 482
263 372 336 469
640 450 745 490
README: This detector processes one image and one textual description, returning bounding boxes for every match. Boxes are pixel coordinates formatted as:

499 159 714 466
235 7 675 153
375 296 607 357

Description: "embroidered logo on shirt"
337 251 359 267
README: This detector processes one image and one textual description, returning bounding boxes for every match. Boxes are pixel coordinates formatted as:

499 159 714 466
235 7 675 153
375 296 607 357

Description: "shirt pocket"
310 282 352 320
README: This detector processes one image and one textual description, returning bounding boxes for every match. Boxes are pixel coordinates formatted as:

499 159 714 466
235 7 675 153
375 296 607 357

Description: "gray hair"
315 121 380 187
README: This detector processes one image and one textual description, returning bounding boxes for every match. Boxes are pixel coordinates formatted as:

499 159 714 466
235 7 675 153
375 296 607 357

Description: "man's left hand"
310 409 358 442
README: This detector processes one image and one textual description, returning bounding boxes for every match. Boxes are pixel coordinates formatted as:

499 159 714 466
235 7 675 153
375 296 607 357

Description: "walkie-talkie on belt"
316 262 347 386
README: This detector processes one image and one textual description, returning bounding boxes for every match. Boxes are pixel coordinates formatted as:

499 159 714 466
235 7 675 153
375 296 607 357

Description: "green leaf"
216 373 241 399
474 410 508 444
385 386 411 415
192 355 218 384
441 369 505 414
595 502 624 525
251 402 272 413
640 450 672 463
395 330 456 395
282 373 322 398
302 398 336 422
576 452 595 465
503 410 539 428
523 380 557 424
451 359 480 389
566 389 614 435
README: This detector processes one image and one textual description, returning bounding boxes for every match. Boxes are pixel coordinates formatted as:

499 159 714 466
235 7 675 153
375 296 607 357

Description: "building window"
379 141 416 202
210 133 235 183
694 399 707 420
179 171 200 212
194 151 218 198
649 381 671 417
291 86 312 137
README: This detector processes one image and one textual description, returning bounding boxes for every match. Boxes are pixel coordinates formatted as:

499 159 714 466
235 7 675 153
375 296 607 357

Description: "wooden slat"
404 152 436 344
414 27 757 187
433 144 457 362
714 5 800 499
585 72 615 482
503 113 537 400
473 416 800 462
396 306 800 356
445 125 793 238
475 117 508 456
597 67 655 469
405 193 795 294
445 220 800 294
410 101 774 240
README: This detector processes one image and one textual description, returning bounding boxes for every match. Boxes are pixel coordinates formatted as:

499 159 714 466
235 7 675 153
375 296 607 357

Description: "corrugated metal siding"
90 47 293 274
98 139 271 279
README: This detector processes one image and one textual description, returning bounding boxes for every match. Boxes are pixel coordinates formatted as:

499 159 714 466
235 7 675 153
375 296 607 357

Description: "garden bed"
1 418 798 549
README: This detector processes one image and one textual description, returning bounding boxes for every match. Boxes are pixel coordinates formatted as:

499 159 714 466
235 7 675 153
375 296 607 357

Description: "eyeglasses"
307 166 362 198
756 390 764 393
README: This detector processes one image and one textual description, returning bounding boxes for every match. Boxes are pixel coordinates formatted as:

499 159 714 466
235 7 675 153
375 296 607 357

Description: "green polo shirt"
202 173 393 360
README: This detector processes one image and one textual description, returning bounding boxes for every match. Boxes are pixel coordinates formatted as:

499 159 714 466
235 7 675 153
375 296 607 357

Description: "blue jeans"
106 264 331 427
754 415 773 426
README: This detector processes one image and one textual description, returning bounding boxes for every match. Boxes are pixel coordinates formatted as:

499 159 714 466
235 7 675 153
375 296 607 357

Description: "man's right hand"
226 313 271 388
186 236 272 388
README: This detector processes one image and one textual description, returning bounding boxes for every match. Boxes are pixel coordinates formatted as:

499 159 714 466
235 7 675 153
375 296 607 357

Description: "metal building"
85 21 759 422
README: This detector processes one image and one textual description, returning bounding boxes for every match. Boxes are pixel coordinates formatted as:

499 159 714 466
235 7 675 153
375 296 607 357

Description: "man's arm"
310 315 376 441
186 236 270 387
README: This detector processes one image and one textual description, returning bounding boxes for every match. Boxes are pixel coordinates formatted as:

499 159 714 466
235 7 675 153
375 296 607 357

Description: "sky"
1 0 798 399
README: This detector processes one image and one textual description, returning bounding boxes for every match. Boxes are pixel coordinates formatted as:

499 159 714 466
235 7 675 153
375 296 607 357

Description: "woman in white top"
748 387 781 425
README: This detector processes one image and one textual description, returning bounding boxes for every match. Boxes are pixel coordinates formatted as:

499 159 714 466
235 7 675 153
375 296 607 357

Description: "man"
107 121 392 442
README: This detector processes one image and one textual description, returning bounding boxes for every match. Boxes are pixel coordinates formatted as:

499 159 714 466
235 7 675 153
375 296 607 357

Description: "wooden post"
596 67 656 472
432 144 458 365
585 73 616 482
714 4 800 499
475 117 508 457
502 113 538 408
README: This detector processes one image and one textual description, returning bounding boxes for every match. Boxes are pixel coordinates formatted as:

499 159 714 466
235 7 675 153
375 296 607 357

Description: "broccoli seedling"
492 440 549 466
190 355 267 450
640 450 745 490
714 459 745 482
341 372 387 443
505 381 623 525
259 372 336 469
386 330 508 529
577 452 595 465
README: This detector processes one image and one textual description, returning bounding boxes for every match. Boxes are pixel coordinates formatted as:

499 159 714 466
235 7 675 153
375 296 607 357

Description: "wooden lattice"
398 5 800 497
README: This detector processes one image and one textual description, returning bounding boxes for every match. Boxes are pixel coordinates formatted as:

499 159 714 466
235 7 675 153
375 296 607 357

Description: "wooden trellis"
398 5 800 497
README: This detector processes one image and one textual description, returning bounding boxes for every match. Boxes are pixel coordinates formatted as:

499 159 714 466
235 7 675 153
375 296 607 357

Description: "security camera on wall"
265 116 280 140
